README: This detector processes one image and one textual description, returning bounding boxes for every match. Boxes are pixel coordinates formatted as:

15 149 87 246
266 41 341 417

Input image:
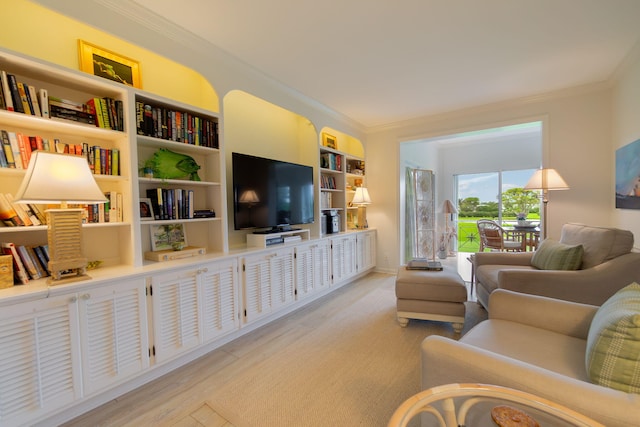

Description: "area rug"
208 273 486 427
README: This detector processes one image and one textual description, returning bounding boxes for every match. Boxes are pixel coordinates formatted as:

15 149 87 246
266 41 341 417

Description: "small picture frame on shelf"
150 223 187 251
322 132 338 150
78 39 142 88
139 198 154 221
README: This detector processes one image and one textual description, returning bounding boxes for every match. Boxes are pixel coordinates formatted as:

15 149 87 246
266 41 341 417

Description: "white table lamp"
352 187 372 229
15 151 107 283
524 168 569 239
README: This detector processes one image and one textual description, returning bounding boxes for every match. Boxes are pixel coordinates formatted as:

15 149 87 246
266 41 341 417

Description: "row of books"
320 175 338 190
320 192 333 210
320 152 342 171
0 193 45 227
136 101 219 148
0 129 120 175
84 191 123 224
0 190 123 227
146 188 195 220
0 70 124 131
0 70 47 117
1 242 50 284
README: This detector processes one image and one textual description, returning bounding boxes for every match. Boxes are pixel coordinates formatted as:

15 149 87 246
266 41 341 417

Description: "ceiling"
115 1 640 128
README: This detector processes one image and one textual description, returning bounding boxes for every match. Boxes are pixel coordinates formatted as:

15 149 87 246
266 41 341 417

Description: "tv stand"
247 229 310 248
253 226 301 234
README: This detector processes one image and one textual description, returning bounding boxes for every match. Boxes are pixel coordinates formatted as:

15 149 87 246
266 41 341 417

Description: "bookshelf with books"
0 48 133 280
318 145 366 232
134 93 226 262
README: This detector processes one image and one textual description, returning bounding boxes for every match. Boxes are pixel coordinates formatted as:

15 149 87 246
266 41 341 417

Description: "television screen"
232 153 315 231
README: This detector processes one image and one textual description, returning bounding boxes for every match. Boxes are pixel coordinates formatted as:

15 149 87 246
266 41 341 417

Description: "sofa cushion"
586 282 640 393
560 223 634 269
531 239 584 270
462 319 590 381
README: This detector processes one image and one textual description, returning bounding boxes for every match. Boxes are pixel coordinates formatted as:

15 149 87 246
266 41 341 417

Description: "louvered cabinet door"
313 239 332 291
242 253 272 324
77 279 150 396
200 259 239 342
0 295 81 427
294 243 315 300
356 230 376 272
269 247 295 310
151 268 202 364
331 234 357 285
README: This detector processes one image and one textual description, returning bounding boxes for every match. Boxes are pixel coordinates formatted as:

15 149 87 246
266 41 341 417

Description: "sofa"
421 289 640 427
474 223 640 308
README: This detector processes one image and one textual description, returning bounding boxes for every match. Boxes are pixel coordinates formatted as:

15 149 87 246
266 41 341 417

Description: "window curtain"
404 168 435 262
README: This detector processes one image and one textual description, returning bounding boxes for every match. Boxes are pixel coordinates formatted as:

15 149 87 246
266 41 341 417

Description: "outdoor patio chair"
477 219 524 252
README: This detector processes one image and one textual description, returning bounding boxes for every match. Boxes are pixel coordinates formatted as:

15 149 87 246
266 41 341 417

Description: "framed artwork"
150 223 187 251
139 198 155 221
322 132 338 150
78 40 142 88
615 138 640 209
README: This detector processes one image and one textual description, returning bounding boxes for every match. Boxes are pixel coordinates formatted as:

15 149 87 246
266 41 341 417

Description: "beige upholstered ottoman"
395 266 467 333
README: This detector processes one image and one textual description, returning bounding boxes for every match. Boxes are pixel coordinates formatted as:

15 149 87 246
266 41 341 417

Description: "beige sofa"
421 290 640 426
475 223 640 308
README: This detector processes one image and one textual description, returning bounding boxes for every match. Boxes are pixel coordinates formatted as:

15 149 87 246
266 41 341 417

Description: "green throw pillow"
531 239 583 270
586 282 640 393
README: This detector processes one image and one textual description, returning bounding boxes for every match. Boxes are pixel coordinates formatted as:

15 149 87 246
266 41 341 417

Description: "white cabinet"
356 230 376 272
150 267 201 363
295 239 331 300
199 258 239 343
242 247 295 323
0 294 81 427
77 278 149 396
330 234 357 285
150 259 239 363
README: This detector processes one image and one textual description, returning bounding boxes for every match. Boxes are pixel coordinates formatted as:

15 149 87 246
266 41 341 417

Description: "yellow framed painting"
78 40 142 88
322 132 337 150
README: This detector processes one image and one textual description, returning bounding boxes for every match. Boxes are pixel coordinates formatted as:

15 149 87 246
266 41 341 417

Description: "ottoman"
395 265 467 333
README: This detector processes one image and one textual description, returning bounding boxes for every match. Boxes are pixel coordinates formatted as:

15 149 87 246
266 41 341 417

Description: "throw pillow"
531 239 583 270
585 282 640 393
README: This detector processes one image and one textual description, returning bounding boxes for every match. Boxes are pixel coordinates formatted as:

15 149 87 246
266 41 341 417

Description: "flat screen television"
232 152 315 232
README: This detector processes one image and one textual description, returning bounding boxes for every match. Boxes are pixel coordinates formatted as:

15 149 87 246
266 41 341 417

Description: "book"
6 131 23 169
31 246 50 276
16 82 32 114
1 130 16 168
38 88 49 118
16 132 31 168
27 246 47 278
1 242 28 285
0 193 23 226
144 246 206 262
27 85 41 117
0 70 14 111
6 73 22 113
406 259 443 271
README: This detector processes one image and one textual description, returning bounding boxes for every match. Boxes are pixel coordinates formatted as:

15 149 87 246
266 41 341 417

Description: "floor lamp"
15 152 107 284
523 168 569 240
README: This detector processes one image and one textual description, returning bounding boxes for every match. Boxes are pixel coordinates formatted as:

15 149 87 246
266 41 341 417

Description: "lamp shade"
14 151 107 204
523 168 569 191
352 187 372 205
441 199 457 214
239 190 259 203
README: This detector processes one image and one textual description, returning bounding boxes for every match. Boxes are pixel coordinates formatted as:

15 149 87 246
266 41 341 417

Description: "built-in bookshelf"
319 145 365 232
0 49 132 274
134 93 226 263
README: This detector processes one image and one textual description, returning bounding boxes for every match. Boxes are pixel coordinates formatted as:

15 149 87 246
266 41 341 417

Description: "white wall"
368 86 613 272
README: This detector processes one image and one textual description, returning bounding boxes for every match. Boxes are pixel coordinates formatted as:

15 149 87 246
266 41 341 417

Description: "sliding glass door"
455 168 537 252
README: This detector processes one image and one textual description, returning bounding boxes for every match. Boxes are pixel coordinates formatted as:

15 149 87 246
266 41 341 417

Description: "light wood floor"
62 255 474 427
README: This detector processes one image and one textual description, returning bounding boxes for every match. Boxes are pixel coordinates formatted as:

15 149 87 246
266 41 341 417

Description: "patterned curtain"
404 168 435 262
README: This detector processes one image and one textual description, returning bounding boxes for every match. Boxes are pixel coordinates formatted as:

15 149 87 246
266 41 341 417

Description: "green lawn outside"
456 215 540 252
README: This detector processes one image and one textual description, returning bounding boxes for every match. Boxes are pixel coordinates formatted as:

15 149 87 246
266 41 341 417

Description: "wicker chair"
477 219 524 252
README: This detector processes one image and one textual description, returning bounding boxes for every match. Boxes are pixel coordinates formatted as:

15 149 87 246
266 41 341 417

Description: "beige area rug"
209 273 487 427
